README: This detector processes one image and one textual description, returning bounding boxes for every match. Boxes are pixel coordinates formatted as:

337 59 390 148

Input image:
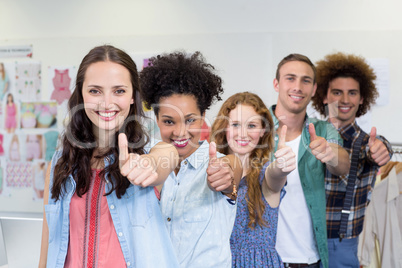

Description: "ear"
273 78 279 92
323 90 328 105
130 98 134 105
311 82 317 97
359 97 364 105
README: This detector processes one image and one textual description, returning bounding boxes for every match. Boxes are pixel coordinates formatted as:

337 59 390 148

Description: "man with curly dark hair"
140 51 242 268
312 52 393 268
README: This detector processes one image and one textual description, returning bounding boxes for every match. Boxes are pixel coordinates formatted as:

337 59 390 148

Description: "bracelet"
230 178 237 199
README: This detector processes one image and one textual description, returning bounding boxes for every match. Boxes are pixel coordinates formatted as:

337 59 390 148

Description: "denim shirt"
160 141 236 268
45 150 180 268
270 105 342 268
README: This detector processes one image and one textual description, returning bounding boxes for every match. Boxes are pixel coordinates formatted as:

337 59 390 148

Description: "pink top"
65 170 126 268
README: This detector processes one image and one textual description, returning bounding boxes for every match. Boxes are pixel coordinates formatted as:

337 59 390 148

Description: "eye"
303 79 312 84
115 88 126 94
332 91 341 96
231 123 239 127
185 118 197 124
248 124 256 129
163 120 174 125
88 88 100 94
349 91 357 96
286 77 294 81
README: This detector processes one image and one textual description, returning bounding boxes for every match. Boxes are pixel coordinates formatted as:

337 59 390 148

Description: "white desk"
0 212 43 268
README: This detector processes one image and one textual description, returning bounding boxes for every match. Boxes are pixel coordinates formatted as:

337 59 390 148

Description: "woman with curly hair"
312 52 392 268
211 92 296 267
39 45 180 268
140 51 242 268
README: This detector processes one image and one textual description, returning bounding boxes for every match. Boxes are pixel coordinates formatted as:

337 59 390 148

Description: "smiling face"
156 94 204 161
325 77 363 128
226 104 264 158
82 61 134 138
274 60 317 115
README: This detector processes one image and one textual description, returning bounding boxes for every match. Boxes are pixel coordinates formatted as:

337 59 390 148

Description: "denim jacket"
45 150 179 268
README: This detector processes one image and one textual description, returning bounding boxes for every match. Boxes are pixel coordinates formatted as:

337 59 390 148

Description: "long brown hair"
51 45 148 200
211 92 274 228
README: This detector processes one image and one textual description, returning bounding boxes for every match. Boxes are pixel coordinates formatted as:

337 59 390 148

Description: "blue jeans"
327 237 359 268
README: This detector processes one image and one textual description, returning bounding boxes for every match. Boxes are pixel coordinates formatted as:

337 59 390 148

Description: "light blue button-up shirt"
45 150 180 268
160 140 237 268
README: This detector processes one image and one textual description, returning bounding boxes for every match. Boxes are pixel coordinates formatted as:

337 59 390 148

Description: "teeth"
98 111 117 117
174 139 188 145
237 140 249 145
290 95 303 100
339 107 351 111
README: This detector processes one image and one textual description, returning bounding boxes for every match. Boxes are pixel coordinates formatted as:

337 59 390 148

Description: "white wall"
1 0 401 142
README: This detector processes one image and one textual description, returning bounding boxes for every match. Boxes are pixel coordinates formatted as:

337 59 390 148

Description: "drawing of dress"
9 140 20 161
26 135 41 161
44 131 59 161
51 69 71 104
5 103 17 129
34 165 45 191
16 62 41 101
0 134 4 156
0 72 9 101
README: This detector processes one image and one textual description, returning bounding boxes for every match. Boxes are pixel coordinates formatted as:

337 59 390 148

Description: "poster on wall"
0 45 33 58
15 60 42 102
0 51 60 210
47 66 76 105
367 58 390 107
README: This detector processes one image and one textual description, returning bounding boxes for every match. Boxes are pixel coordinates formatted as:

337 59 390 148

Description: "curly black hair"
312 52 378 117
140 51 224 115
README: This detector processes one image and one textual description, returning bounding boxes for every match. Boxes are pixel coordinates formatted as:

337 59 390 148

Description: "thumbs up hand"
272 125 296 175
308 123 335 164
119 133 158 187
368 127 390 166
207 142 234 193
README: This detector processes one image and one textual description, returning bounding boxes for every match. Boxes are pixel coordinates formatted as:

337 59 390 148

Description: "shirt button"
127 262 131 267
184 160 188 165
118 232 123 237
110 205 115 210
167 217 171 222
274 136 278 141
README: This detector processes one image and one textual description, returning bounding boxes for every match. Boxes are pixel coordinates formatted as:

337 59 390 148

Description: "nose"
292 78 303 92
99 93 113 109
240 125 248 138
172 122 186 137
340 93 349 104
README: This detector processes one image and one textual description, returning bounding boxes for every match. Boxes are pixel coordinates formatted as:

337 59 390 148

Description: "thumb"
278 125 287 149
309 123 317 141
118 133 129 168
369 127 376 148
209 141 217 161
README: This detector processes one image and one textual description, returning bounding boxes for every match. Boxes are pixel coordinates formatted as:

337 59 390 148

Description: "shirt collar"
269 104 309 130
183 140 209 169
338 121 361 141
387 167 401 202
